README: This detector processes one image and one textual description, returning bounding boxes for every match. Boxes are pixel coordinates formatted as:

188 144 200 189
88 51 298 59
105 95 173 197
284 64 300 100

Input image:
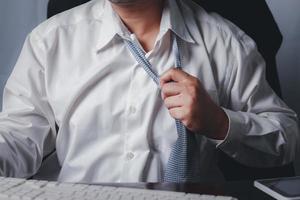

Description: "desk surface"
94 182 274 200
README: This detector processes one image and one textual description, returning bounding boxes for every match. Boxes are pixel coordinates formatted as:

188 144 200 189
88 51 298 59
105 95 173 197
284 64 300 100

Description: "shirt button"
126 152 135 160
129 106 136 114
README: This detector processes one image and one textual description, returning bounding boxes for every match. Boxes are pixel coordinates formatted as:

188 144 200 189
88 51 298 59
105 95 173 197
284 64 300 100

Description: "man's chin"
108 0 141 5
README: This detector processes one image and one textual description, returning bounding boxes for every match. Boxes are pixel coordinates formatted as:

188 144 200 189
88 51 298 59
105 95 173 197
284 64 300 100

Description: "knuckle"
165 99 171 108
161 85 167 93
164 100 169 107
169 110 174 117
169 109 176 117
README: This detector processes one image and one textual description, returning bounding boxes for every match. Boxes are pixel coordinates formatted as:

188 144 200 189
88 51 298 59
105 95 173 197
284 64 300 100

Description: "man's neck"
111 0 164 52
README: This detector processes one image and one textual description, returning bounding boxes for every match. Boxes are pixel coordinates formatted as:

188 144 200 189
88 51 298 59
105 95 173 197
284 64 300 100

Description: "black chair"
45 0 294 181
47 0 90 18
194 0 294 180
197 0 282 98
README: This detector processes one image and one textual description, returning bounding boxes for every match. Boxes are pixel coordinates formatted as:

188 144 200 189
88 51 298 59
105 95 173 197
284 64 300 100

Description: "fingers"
164 95 183 109
168 107 191 129
161 82 182 100
160 68 205 131
169 107 186 121
160 68 190 86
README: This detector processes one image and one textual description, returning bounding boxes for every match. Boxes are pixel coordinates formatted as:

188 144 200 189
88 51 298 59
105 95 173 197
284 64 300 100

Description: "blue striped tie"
125 34 199 182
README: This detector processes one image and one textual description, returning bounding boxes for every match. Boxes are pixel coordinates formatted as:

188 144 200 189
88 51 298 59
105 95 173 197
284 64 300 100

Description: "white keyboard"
0 177 237 200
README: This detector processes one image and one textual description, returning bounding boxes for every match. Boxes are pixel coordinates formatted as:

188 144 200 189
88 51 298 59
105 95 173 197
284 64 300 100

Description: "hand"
160 68 229 140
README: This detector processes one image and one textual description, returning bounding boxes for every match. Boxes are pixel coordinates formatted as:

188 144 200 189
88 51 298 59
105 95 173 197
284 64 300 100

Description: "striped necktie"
124 34 199 182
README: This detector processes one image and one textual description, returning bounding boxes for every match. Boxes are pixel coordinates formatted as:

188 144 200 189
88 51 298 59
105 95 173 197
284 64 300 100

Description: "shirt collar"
94 0 130 52
94 0 196 52
160 0 195 44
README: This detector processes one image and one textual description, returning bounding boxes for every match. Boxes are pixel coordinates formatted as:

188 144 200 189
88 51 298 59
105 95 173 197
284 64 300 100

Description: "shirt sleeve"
217 32 299 168
0 33 56 178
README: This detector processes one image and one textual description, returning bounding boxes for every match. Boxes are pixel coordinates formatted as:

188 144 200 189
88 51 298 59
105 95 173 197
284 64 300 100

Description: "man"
0 0 298 182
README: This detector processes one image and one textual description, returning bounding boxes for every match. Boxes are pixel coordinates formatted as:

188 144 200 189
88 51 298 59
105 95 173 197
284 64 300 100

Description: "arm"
160 33 299 168
217 34 299 167
0 33 56 178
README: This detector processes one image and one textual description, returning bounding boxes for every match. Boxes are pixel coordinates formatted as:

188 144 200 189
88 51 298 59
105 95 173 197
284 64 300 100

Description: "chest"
45 37 221 128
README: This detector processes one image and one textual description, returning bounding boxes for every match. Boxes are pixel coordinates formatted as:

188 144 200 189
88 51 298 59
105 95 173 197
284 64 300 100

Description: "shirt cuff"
207 138 224 146
216 108 245 152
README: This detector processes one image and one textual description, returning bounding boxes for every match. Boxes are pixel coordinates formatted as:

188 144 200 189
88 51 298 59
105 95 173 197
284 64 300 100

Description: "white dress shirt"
0 0 298 182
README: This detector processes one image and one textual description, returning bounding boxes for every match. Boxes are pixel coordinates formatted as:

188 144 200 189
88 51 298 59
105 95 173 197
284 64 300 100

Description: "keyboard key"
0 177 237 200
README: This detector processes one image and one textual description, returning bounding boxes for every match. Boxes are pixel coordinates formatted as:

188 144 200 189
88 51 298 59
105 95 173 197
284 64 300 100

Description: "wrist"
206 106 229 140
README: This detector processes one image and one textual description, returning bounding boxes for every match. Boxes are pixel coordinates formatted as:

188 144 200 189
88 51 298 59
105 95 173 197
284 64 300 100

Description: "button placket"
128 105 137 114
121 61 142 180
126 152 135 161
